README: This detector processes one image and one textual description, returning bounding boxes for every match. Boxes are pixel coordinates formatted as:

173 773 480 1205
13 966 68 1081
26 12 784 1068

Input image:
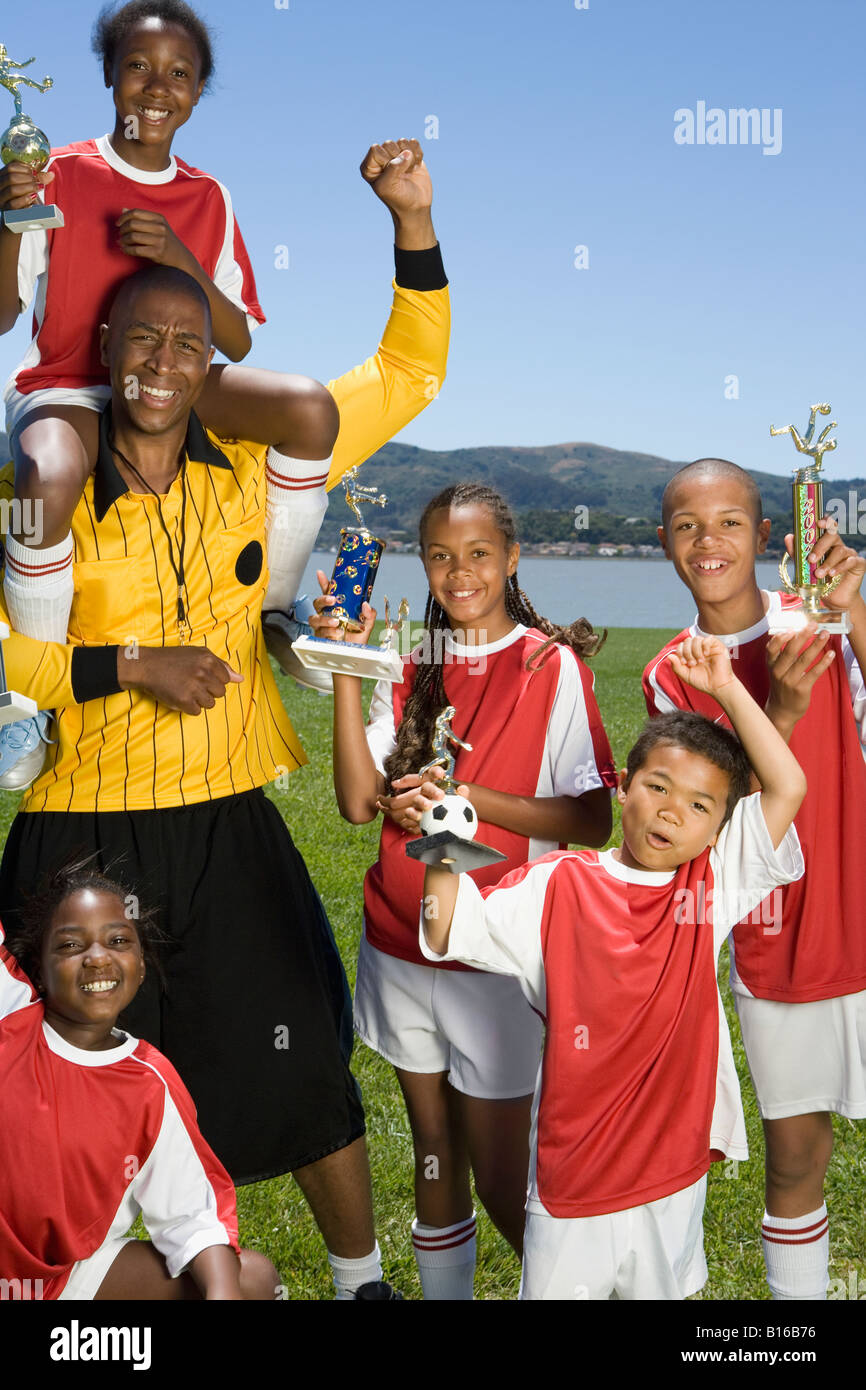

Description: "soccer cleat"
0 710 54 790
353 1281 404 1301
263 597 334 695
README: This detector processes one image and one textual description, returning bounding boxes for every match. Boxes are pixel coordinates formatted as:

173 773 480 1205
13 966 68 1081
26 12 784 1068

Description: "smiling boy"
421 636 805 1299
643 458 866 1300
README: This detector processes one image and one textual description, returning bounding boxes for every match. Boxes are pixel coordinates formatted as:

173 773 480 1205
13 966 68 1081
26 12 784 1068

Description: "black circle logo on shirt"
236 541 263 586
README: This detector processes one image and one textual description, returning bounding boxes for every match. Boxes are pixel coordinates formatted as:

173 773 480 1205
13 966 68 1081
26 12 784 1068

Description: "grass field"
4 626 863 1300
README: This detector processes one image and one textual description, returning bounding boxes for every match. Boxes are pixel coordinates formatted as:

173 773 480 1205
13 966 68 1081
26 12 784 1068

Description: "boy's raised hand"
668 635 735 695
765 623 836 733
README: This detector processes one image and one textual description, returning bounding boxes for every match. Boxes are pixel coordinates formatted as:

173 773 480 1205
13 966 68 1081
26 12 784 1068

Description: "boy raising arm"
421 637 806 1300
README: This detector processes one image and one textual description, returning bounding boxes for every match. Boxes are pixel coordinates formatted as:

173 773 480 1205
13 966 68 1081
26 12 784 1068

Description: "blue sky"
2 0 863 480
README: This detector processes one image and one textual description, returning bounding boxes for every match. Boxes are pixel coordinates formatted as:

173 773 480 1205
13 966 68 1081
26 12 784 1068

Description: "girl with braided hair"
313 481 616 1300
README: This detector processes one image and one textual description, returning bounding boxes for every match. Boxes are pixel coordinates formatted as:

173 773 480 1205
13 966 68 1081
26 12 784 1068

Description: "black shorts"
0 789 366 1185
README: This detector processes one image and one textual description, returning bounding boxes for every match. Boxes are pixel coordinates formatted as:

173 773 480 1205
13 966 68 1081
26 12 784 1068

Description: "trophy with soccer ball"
0 622 38 726
769 402 850 635
0 43 64 232
404 705 507 874
290 468 411 681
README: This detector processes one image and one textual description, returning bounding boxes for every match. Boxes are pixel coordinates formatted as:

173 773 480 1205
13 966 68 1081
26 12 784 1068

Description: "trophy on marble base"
291 468 410 681
0 43 64 232
769 403 850 635
0 622 38 726
405 705 507 874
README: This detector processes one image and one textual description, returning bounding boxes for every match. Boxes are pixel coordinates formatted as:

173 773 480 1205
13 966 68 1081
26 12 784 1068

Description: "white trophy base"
0 690 39 727
2 205 65 233
767 605 851 637
291 633 404 682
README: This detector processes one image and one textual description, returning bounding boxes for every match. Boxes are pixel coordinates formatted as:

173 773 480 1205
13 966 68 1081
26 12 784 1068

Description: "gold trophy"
405 705 507 874
0 43 64 232
291 468 411 681
0 622 38 725
769 403 850 635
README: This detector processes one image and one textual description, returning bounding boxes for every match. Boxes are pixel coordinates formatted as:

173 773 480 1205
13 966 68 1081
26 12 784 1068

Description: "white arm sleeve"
213 180 260 334
132 1089 234 1278
419 861 556 1013
546 650 608 796
365 678 398 776
0 927 38 1021
15 227 48 314
842 638 866 755
709 792 804 950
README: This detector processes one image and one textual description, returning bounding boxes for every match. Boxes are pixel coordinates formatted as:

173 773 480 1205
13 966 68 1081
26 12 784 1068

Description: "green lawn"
4 626 863 1300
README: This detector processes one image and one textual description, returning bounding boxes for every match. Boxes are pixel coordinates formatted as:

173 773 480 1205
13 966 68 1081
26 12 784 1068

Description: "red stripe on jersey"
643 595 866 1001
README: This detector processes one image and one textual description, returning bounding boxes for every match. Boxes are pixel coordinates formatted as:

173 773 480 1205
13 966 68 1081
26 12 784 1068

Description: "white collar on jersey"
96 133 178 185
443 624 528 658
42 1020 139 1066
597 848 676 886
692 590 778 648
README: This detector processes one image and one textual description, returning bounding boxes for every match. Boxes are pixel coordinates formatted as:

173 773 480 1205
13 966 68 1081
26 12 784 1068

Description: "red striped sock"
4 533 74 642
411 1213 477 1301
761 1205 829 1300
264 448 330 611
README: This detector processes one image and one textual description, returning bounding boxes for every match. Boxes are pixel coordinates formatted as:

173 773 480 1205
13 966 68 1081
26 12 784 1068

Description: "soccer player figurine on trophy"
290 467 412 681
0 42 63 232
404 705 507 873
0 623 38 727
769 402 851 635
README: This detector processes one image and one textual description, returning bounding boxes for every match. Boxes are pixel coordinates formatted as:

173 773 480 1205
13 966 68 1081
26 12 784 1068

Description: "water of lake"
300 552 784 631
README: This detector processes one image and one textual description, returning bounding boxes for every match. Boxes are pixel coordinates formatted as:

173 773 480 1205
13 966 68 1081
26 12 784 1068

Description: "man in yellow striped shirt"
0 144 449 1299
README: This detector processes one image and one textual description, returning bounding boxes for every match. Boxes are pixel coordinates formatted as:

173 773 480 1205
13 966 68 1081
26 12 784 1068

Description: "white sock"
412 1213 477 1300
264 448 329 611
761 1205 830 1300
327 1241 383 1300
3 532 74 642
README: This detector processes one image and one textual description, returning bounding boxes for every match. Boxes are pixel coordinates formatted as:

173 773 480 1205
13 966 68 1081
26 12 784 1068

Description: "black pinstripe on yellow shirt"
24 406 304 813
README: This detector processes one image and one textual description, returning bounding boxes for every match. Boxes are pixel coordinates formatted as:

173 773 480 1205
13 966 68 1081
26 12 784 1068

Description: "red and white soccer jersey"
363 625 617 970
7 134 264 398
423 795 803 1218
0 927 238 1300
643 591 866 1003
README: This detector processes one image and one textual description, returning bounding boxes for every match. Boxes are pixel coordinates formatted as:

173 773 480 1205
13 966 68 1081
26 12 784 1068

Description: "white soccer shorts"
519 1175 708 1301
4 384 112 442
354 932 543 1099
734 989 866 1119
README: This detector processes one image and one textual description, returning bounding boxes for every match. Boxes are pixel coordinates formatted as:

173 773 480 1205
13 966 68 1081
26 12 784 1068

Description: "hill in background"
3 430 861 554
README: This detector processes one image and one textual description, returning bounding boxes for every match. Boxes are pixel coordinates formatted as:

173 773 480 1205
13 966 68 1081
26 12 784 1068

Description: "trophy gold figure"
0 622 38 726
290 468 412 681
404 705 507 873
0 42 64 232
769 403 850 635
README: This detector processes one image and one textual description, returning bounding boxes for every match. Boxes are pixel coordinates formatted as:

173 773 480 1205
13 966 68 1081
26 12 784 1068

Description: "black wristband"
394 243 448 291
71 646 122 703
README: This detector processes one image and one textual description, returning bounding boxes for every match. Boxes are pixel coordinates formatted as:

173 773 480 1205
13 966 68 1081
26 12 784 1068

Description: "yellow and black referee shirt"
3 250 450 813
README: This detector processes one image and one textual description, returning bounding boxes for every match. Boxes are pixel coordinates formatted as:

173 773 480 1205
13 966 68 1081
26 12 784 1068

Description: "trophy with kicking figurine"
769 402 850 635
0 622 38 726
0 43 64 232
404 705 507 874
290 468 411 680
